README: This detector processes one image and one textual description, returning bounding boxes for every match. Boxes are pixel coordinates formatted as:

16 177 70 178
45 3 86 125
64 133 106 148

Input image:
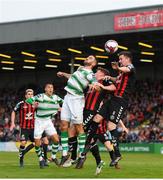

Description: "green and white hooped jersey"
27 93 63 120
65 66 97 96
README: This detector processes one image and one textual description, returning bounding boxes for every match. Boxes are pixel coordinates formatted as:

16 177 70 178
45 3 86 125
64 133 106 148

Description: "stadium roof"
0 29 162 72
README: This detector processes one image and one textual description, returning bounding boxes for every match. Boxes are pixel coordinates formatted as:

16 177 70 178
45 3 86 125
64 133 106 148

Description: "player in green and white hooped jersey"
57 55 98 166
26 83 63 168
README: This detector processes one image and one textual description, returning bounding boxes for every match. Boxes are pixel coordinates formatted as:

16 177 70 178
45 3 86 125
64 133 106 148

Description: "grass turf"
0 152 163 178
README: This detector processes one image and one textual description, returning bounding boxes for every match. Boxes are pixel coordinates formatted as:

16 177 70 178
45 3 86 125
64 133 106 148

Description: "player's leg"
19 129 29 167
100 132 117 167
19 140 26 167
46 120 60 166
76 101 110 168
90 137 105 175
60 94 71 165
63 125 78 167
22 129 35 156
68 128 78 162
42 134 49 166
107 99 128 166
109 125 122 165
83 110 104 173
34 119 45 168
70 96 86 157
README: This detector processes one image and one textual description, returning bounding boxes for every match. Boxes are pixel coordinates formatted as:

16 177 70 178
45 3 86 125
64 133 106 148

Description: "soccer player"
62 67 116 174
57 55 98 166
26 83 63 168
76 51 136 168
10 89 36 167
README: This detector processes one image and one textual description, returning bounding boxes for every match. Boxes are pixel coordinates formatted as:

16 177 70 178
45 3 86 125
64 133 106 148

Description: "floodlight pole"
70 57 74 74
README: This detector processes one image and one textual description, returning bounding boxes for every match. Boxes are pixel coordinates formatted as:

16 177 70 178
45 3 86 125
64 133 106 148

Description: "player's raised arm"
111 62 132 73
95 82 116 92
57 71 71 79
103 75 117 83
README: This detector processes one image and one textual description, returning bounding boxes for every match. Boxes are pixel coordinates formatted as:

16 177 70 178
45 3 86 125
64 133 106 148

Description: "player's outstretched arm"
103 75 117 82
57 71 71 79
95 82 116 92
10 111 16 131
111 62 131 73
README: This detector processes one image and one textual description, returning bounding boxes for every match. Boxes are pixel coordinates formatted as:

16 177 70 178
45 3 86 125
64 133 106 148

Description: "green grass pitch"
0 152 163 178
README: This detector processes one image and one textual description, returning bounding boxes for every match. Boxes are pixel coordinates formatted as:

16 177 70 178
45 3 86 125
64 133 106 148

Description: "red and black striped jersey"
96 119 107 134
114 64 136 100
85 80 112 111
13 101 35 129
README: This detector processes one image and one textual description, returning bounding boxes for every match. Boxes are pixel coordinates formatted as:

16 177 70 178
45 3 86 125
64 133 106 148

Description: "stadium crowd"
0 79 162 143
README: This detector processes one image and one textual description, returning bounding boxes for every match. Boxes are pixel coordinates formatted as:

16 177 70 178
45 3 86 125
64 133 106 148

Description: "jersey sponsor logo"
25 112 33 120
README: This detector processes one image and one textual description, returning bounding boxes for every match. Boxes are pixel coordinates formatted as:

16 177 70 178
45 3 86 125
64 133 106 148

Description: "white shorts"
34 118 57 139
61 93 85 124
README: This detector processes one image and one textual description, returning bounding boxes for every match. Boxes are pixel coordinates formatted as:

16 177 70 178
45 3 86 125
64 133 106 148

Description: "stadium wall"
1 142 163 154
0 5 163 44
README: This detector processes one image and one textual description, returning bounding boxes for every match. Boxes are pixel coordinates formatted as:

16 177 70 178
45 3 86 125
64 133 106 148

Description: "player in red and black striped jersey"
82 68 117 174
76 51 136 169
10 89 35 167
10 89 48 167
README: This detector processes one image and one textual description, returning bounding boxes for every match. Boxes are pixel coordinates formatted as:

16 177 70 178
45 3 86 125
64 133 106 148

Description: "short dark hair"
118 51 133 62
44 83 53 88
97 67 110 76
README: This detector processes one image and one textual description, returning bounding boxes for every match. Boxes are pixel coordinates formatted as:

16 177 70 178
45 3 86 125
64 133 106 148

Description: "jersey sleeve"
13 101 23 112
26 94 43 104
86 73 97 84
127 64 135 73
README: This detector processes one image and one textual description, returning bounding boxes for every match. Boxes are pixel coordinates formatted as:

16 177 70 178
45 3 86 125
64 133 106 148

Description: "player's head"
45 83 54 96
95 67 110 80
118 51 133 67
84 55 97 68
25 89 34 99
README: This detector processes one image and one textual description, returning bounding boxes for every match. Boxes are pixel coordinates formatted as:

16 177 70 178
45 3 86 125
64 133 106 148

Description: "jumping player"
57 55 98 166
76 51 136 168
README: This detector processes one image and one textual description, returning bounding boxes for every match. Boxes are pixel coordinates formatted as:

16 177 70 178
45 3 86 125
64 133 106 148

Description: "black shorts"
20 129 34 142
83 110 96 132
98 96 128 124
94 133 110 144
20 129 46 142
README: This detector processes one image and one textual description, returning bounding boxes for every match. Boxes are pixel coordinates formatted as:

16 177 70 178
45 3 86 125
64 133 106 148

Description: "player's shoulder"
16 100 24 106
126 63 136 73
14 100 24 111
35 93 43 98
52 94 62 100
127 63 135 70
